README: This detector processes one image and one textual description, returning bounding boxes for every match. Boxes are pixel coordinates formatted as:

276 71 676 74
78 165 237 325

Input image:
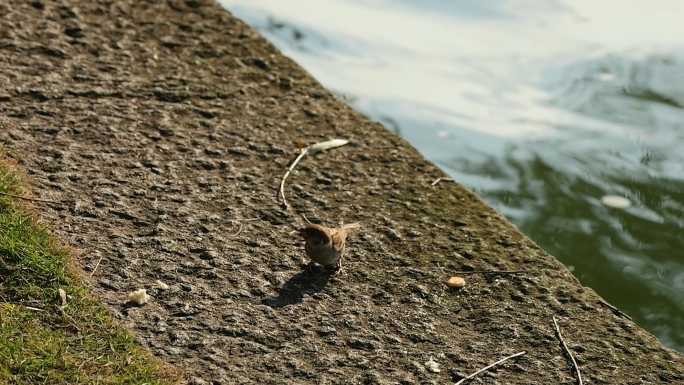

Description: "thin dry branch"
455 351 527 385
279 147 309 210
553 316 583 385
0 191 59 203
431 177 454 186
3 303 45 312
598 299 632 320
228 221 244 238
89 254 105 277
278 139 349 210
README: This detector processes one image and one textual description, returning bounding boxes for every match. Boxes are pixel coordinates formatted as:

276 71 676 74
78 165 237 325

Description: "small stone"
412 284 430 298
249 57 270 70
425 358 441 373
315 176 333 185
194 158 216 170
127 288 150 305
318 326 337 336
198 249 218 260
449 368 467 381
158 127 175 137
142 159 160 168
279 77 293 90
189 377 208 385
58 288 67 308
228 146 250 156
30 1 45 10
99 279 120 290
409 361 425 374
406 229 422 238
64 26 84 39
348 338 378 351
204 148 224 156
385 227 402 241
446 276 466 289
155 280 169 290
181 283 193 292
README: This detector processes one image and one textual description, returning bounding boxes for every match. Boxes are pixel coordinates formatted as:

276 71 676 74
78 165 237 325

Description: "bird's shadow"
262 264 332 308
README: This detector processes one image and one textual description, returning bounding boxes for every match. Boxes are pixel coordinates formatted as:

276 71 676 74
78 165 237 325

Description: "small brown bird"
299 223 361 273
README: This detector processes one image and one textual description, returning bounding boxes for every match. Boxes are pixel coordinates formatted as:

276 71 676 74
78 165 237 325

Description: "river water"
220 0 684 351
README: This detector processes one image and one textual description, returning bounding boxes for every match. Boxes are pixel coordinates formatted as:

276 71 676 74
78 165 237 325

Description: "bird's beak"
294 228 308 238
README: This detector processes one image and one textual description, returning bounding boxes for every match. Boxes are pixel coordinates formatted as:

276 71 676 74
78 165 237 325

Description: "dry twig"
431 177 454 186
0 191 59 203
3 303 45 312
228 221 244 237
89 254 105 277
553 316 583 385
221 217 259 238
598 299 632 320
278 139 349 210
455 351 526 385
279 147 309 210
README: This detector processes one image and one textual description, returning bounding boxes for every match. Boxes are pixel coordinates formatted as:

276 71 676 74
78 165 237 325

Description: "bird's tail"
341 222 361 231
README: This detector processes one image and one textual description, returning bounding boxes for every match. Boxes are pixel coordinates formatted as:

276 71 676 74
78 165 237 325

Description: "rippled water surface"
220 0 684 351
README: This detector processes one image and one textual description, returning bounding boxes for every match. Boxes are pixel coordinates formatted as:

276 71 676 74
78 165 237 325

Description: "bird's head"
299 224 330 247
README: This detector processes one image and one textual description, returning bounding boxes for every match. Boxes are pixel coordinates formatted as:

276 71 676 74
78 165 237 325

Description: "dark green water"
222 0 684 351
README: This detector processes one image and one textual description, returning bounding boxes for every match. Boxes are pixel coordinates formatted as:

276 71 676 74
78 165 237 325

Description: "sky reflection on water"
220 0 684 351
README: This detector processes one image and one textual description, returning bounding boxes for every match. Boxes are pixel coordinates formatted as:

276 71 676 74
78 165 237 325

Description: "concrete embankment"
0 0 681 383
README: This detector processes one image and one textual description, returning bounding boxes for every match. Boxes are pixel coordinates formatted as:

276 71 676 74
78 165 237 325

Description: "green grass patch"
0 163 181 385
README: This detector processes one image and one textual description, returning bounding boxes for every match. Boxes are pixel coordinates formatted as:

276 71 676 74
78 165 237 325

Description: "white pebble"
58 288 67 308
425 358 441 373
601 195 631 209
155 280 169 290
127 289 150 305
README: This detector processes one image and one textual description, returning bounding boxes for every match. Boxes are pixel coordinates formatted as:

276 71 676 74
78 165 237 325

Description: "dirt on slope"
0 1 682 384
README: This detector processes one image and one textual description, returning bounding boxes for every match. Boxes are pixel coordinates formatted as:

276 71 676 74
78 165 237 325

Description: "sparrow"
299 223 361 273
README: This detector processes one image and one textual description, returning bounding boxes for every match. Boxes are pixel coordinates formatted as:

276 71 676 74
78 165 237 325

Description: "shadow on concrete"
262 265 332 308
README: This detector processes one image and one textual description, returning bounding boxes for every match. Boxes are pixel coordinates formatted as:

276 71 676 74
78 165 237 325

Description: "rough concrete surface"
0 1 682 384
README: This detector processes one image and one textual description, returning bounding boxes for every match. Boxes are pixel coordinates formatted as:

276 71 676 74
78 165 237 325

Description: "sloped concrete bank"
0 0 682 384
